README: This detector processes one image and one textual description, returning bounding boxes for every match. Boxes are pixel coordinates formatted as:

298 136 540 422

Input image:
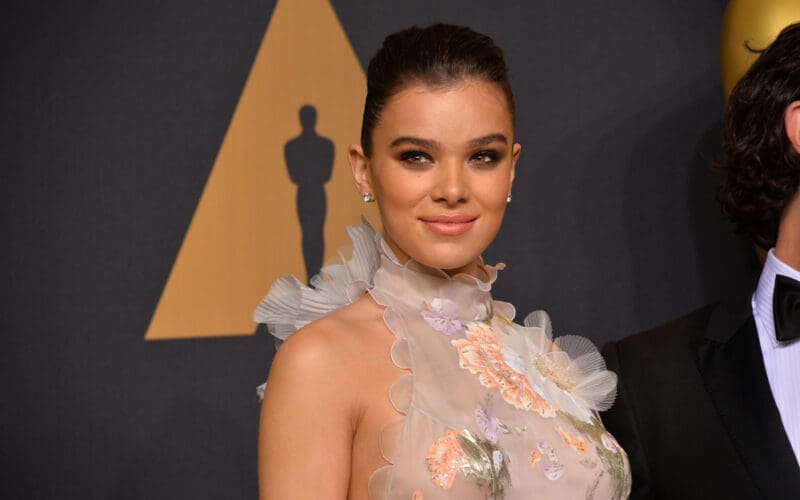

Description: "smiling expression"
350 80 521 277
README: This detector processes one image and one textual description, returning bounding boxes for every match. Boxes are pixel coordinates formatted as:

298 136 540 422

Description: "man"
602 23 800 499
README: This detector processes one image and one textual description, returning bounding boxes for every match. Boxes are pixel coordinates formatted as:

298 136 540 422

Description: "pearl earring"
506 193 513 203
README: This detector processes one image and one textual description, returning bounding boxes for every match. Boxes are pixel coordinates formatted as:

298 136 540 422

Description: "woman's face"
350 80 521 277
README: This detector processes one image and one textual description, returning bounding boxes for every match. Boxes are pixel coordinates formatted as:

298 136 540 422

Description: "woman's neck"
442 260 485 280
382 235 487 281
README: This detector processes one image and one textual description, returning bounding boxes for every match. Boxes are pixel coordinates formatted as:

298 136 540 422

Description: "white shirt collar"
752 249 800 347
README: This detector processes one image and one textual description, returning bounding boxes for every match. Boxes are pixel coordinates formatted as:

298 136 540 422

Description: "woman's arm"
258 321 355 499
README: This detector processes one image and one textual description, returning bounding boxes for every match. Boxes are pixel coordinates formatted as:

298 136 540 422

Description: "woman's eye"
471 150 500 164
399 151 432 164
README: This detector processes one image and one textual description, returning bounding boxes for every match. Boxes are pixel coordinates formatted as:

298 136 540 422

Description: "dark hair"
718 22 800 249
360 24 514 157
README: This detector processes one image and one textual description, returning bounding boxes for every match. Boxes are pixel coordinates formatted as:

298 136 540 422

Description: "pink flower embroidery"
543 462 566 481
538 440 558 461
535 440 565 480
421 298 462 335
452 323 556 416
474 404 500 444
556 426 587 455
425 429 465 489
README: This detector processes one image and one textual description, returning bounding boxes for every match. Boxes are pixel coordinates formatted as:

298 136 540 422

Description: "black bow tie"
774 274 800 342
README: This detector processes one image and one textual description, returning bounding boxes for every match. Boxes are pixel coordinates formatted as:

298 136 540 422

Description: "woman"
257 24 631 499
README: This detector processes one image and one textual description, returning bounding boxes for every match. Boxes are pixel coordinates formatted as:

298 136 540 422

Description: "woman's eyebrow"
389 136 440 149
468 134 508 147
389 135 507 149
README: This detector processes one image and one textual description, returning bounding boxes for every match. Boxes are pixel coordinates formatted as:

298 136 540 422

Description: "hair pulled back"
718 22 800 249
360 23 514 157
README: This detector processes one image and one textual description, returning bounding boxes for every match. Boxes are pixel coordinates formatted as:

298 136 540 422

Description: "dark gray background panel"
1 1 757 498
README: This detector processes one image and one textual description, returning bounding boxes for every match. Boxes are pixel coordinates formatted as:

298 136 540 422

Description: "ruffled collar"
253 220 503 339
369 235 505 321
376 233 504 293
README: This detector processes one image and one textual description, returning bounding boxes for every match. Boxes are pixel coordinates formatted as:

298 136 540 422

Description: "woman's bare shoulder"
258 295 394 498
258 297 385 498
266 295 385 388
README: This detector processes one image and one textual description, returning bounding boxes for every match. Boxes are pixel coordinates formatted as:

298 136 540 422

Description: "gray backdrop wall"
2 1 758 498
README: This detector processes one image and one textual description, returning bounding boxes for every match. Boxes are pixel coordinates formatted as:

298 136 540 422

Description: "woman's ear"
348 144 374 197
509 143 521 193
786 101 800 154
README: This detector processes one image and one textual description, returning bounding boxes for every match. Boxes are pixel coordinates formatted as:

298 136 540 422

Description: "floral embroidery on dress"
543 462 566 481
474 404 501 444
421 297 462 335
562 414 631 499
457 429 510 499
529 449 542 468
426 430 465 489
538 440 558 462
475 401 527 445
500 311 618 423
425 428 511 498
452 322 556 417
601 433 619 454
533 440 566 480
556 426 588 455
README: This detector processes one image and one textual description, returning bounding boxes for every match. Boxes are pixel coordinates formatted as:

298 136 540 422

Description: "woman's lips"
420 215 477 236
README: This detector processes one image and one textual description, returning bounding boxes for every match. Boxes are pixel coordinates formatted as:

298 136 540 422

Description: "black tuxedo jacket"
602 295 800 499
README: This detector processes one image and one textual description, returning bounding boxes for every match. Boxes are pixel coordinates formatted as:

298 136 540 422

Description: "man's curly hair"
718 22 800 249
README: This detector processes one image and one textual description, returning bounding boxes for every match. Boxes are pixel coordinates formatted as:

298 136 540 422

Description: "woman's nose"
432 159 468 204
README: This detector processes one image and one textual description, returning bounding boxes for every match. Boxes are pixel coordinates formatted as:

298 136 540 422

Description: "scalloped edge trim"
366 241 508 498
366 291 410 499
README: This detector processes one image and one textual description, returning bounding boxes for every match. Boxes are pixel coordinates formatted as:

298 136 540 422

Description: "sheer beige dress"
257 223 631 499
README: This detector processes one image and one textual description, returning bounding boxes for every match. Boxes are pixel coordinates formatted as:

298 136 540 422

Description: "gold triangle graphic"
146 0 379 340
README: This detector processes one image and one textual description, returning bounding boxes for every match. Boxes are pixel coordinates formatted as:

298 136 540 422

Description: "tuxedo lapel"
694 301 800 497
